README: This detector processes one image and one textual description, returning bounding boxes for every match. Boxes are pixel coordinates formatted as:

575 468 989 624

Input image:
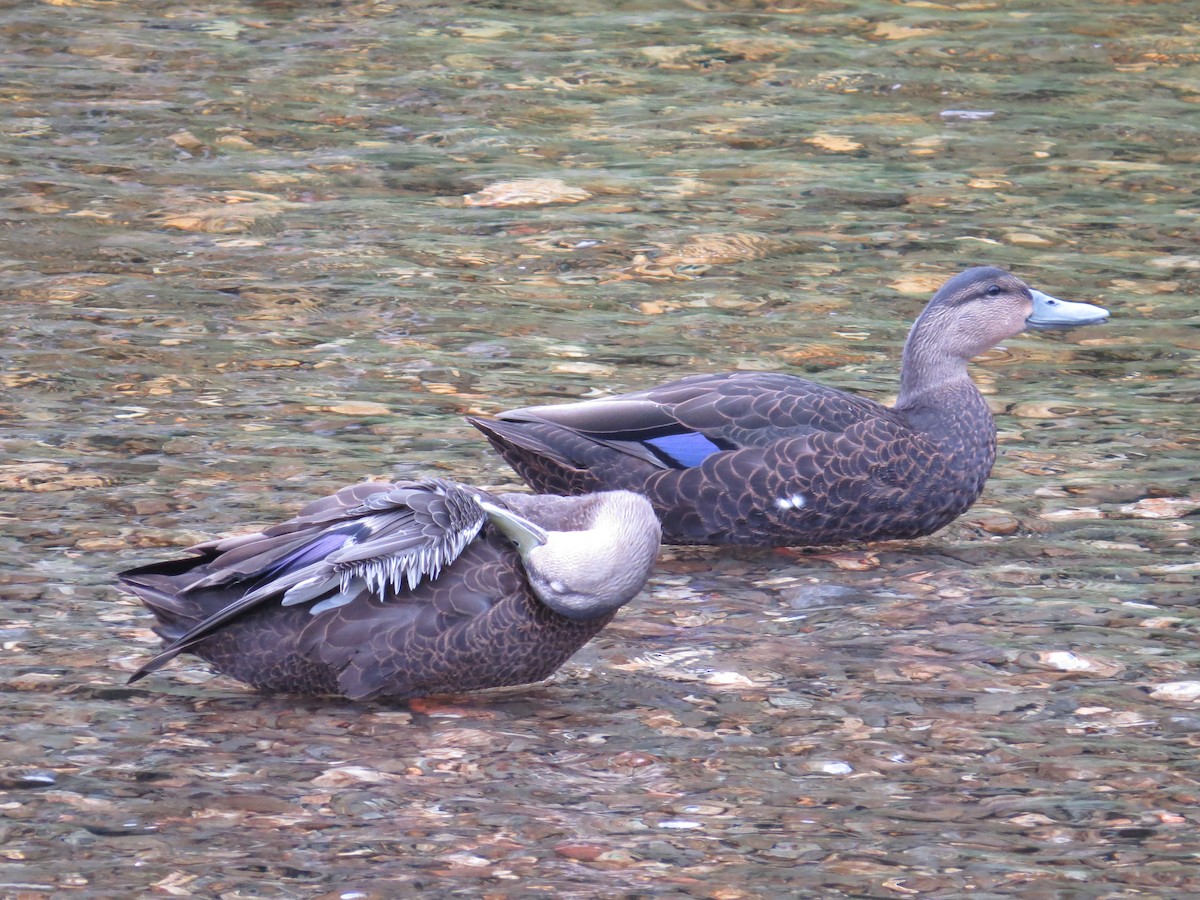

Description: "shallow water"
1 1 1198 896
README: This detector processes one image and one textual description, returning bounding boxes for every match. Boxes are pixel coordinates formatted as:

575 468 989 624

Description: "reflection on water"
1 0 1197 895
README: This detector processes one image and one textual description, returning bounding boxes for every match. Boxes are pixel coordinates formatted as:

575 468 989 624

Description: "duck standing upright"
120 480 661 700
470 267 1109 546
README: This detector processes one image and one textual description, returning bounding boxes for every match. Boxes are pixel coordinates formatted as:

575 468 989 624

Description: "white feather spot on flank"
774 493 807 512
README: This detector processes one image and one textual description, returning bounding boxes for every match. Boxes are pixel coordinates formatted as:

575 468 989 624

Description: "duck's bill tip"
477 500 549 553
1026 290 1110 329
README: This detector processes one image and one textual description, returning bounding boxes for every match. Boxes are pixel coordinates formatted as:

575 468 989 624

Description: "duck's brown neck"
894 316 987 418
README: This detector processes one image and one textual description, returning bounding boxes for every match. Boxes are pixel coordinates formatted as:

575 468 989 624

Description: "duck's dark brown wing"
485 373 892 448
472 373 883 491
288 536 610 700
293 538 510 698
643 415 953 544
120 480 489 682
472 373 900 474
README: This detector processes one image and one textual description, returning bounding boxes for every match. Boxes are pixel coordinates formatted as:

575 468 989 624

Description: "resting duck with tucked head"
470 267 1109 547
119 480 661 700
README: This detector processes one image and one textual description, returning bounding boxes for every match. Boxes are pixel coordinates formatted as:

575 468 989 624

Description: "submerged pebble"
1149 682 1200 703
0 769 57 789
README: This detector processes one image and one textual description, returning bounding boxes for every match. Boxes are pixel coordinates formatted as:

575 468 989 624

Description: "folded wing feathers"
299 481 487 613
124 482 493 681
181 482 487 624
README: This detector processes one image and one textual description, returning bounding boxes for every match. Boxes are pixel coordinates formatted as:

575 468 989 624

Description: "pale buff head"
897 267 1107 408
480 491 662 620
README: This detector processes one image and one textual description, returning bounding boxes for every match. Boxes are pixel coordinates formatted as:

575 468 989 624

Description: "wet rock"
80 819 160 836
464 178 591 207
1005 232 1057 248
806 133 862 153
553 841 609 861
704 671 758 688
778 583 858 609
807 760 853 775
131 498 172 516
1149 682 1200 703
1121 497 1196 519
0 768 57 789
316 401 391 416
167 130 205 152
970 512 1021 535
0 462 112 492
460 341 511 359
1018 650 1125 677
605 751 660 768
311 767 403 787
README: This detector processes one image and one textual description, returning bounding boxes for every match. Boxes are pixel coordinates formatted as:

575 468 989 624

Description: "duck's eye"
986 285 1002 297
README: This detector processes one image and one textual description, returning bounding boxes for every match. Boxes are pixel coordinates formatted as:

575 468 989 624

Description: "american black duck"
470 267 1109 546
120 480 661 700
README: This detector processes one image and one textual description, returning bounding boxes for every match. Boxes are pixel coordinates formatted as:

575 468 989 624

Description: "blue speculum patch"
645 432 724 468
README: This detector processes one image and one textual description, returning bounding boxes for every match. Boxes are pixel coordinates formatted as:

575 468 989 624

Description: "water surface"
1 1 1197 897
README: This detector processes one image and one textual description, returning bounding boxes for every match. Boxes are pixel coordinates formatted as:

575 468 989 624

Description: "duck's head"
478 491 662 621
913 266 1109 361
